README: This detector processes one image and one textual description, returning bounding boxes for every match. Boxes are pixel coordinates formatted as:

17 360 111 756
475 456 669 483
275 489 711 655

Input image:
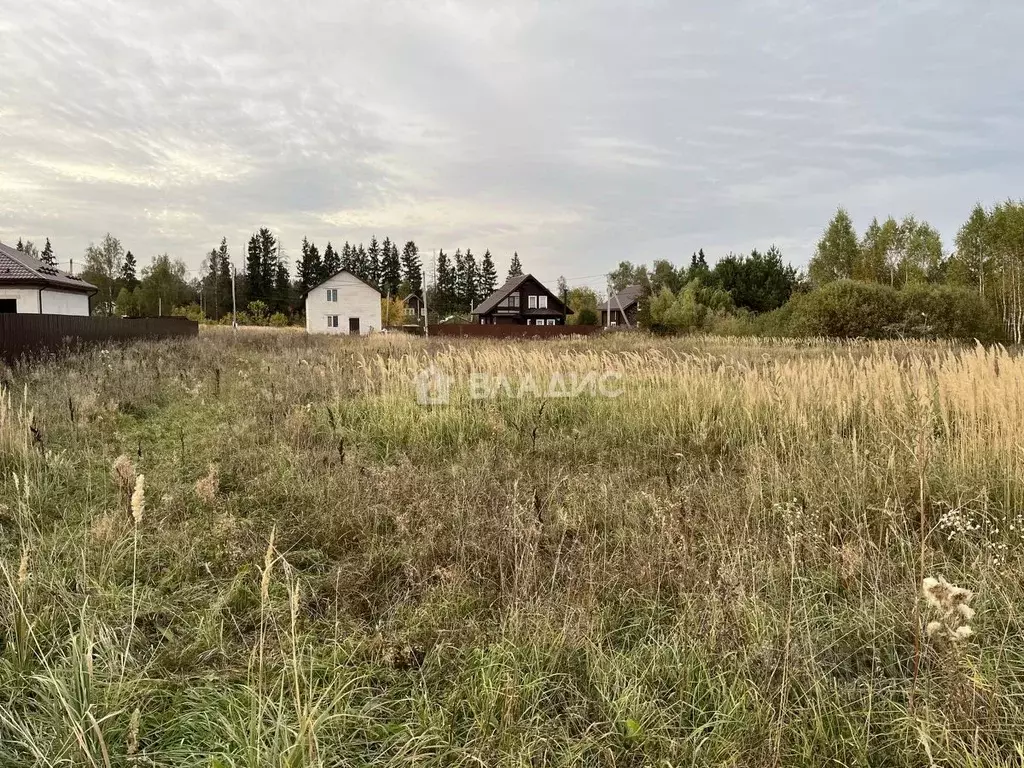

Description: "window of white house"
327 315 339 328
326 288 337 302
538 295 548 309
528 295 537 309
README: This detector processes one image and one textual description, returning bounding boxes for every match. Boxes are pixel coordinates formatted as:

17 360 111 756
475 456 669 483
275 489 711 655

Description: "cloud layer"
2 0 1022 285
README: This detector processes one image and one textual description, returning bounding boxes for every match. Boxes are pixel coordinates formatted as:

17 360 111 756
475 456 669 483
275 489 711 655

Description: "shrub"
269 312 290 328
247 300 269 325
789 280 902 338
171 303 206 323
899 283 1003 342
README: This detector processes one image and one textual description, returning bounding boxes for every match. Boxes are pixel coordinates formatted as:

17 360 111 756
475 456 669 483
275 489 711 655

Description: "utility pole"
423 251 432 339
231 265 238 330
613 288 630 328
158 296 162 317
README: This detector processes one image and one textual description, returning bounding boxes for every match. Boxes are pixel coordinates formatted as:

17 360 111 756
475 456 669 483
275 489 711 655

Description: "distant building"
0 241 96 315
600 285 645 327
304 270 381 335
401 292 426 324
472 274 572 325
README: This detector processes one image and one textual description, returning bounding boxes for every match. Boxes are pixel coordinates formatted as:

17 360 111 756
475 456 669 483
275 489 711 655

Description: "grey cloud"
1 0 1023 282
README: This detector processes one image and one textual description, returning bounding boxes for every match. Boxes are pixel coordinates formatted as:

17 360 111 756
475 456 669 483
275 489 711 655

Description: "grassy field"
1 328 1022 767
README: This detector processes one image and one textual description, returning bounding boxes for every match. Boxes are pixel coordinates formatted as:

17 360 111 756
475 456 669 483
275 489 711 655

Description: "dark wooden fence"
429 324 604 339
0 315 199 362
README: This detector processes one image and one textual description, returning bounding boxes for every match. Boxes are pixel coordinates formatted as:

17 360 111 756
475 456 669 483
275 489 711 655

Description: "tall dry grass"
0 329 1021 766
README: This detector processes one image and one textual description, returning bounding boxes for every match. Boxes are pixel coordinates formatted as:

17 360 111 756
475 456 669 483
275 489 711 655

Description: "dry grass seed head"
112 455 136 495
131 475 145 524
195 464 219 505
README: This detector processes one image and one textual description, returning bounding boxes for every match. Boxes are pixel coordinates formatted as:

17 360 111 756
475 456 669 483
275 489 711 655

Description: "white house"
0 241 96 315
305 270 381 335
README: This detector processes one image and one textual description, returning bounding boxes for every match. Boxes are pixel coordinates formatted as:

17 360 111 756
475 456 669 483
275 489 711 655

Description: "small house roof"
0 241 97 293
599 284 645 312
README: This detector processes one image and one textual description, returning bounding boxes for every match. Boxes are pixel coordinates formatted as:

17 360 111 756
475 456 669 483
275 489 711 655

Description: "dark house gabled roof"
0 241 97 293
472 274 530 315
599 284 645 312
472 273 573 315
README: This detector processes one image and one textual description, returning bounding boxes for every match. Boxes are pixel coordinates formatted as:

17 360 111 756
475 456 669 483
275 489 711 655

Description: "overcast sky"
1 0 1022 289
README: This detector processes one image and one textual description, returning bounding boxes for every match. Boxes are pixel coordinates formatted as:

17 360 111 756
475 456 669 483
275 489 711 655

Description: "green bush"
899 283 1003 342
246 300 269 325
171 303 206 323
788 280 902 338
269 312 290 327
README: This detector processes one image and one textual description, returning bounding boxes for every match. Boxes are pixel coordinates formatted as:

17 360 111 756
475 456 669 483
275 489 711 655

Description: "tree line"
595 202 1017 341
554 247 800 330
40 229 529 323
807 202 1024 342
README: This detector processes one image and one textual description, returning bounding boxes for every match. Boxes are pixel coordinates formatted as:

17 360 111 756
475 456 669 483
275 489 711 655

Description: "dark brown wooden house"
401 293 425 324
472 274 572 325
599 284 645 327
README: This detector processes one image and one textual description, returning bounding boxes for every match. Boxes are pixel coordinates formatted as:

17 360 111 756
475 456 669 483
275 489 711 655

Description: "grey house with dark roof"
600 284 645 327
0 241 96 315
472 274 572 326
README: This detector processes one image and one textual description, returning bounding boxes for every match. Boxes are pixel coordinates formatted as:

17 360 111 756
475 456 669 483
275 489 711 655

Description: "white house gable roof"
305 270 381 297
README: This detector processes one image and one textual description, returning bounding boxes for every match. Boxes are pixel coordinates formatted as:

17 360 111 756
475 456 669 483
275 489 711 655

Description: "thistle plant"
922 576 976 643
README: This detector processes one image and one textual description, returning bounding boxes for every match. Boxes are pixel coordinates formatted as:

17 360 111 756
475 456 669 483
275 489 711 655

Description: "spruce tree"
275 261 291 314
435 249 455 316
121 250 139 290
216 239 232 319
246 234 263 301
258 229 278 301
380 237 402 297
391 242 400 288
16 238 23 252
356 245 369 282
401 241 422 294
340 242 353 273
464 249 478 309
454 250 467 311
323 242 340 281
40 238 56 268
308 242 322 288
367 237 381 286
204 248 219 319
479 249 497 297
297 237 321 296
507 252 523 279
